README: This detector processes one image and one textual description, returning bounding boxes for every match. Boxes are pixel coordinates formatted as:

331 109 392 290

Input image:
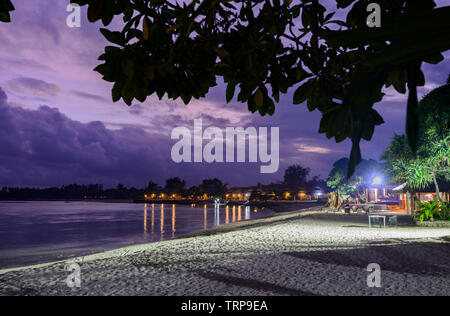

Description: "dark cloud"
128 104 145 116
71 90 109 103
0 89 295 188
3 77 60 97
0 88 169 187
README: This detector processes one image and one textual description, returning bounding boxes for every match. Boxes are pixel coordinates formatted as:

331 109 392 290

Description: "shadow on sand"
284 240 450 278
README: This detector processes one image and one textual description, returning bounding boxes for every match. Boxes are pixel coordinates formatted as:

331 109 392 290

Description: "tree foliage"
0 0 14 22
415 199 449 222
146 180 160 192
199 178 227 197
327 157 383 198
382 81 450 199
283 164 310 187
164 177 186 194
385 135 450 199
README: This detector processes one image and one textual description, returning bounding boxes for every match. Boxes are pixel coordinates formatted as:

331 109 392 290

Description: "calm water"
0 201 274 268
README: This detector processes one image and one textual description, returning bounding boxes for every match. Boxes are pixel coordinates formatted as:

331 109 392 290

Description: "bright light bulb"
372 177 382 185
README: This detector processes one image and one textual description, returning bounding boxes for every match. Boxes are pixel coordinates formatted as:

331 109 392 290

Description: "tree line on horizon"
0 164 328 201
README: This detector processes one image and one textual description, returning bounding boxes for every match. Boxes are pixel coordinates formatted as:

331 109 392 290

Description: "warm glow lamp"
372 176 382 185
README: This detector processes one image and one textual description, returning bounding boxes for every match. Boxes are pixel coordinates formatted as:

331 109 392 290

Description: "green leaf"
272 89 280 103
123 4 134 22
145 67 155 80
406 65 421 155
423 53 444 65
88 0 103 23
121 79 134 105
0 12 10 22
226 81 237 103
306 95 318 112
391 70 407 94
254 89 264 107
213 46 230 59
94 63 106 75
100 28 124 46
296 67 311 82
264 96 275 116
101 0 114 26
112 82 121 102
347 139 362 179
142 17 150 41
0 0 13 22
293 81 310 104
292 5 301 18
180 93 192 105
121 58 134 78
336 0 357 9
175 0 219 48
3 0 15 11
406 86 419 155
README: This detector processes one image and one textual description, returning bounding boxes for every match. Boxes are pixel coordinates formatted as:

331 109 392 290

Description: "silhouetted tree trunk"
432 173 442 202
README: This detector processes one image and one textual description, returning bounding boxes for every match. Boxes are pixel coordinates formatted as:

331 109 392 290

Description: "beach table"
352 204 375 213
368 215 386 228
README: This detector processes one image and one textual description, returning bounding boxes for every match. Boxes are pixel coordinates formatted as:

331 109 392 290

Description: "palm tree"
382 77 450 201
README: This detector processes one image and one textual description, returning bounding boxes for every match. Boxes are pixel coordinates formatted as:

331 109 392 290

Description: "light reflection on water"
142 203 260 240
0 201 273 268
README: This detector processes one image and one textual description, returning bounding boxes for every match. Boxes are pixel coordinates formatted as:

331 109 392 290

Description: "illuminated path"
0 211 449 296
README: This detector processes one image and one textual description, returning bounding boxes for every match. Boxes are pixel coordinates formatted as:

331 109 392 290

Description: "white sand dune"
0 209 449 296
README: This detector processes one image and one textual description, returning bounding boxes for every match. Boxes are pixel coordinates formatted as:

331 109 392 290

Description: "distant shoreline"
0 199 325 212
0 199 134 203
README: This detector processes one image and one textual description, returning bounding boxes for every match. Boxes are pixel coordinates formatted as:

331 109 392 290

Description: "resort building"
392 181 450 214
362 181 450 214
226 183 324 201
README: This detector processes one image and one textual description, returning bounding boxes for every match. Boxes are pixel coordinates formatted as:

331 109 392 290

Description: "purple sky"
0 1 449 188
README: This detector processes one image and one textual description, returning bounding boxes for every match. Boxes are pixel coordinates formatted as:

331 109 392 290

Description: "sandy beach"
0 208 449 296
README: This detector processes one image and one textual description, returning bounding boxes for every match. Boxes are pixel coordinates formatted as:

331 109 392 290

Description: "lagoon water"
0 201 274 268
